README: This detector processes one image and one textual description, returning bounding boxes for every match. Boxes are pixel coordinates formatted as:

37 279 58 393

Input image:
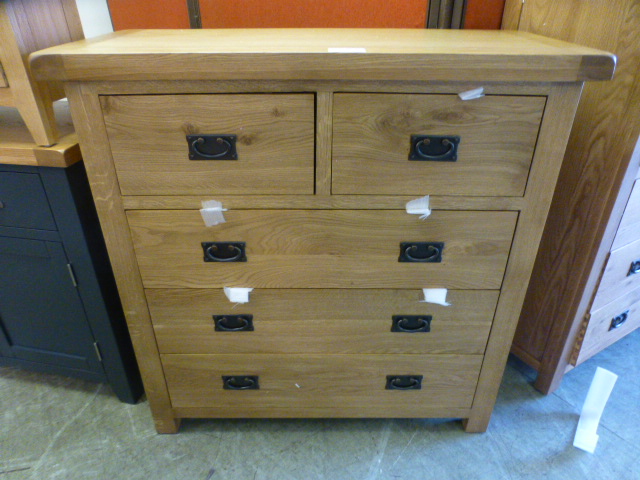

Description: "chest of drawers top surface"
31 29 614 83
29 30 613 434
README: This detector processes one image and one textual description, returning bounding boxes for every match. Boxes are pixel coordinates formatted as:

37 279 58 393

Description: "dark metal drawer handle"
609 310 629 331
386 375 423 390
187 135 238 160
214 314 254 331
628 261 640 276
399 242 444 263
391 315 432 333
222 375 259 390
202 242 246 262
409 135 460 162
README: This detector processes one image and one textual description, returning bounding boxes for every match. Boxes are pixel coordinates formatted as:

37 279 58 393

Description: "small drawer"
148 289 499 355
0 62 8 88
161 353 482 416
612 180 640 250
0 172 56 230
101 94 315 195
332 93 545 196
575 286 640 365
592 237 640 311
127 209 517 289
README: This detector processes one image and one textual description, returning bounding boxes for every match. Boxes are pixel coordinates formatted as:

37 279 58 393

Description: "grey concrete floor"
1 329 639 480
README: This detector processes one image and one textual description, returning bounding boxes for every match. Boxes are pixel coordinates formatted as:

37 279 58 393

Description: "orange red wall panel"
464 0 506 29
200 0 428 29
108 0 190 30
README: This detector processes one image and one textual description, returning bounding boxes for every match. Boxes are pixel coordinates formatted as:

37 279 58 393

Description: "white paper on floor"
573 366 618 453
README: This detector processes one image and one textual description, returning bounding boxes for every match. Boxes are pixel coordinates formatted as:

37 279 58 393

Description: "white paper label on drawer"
328 47 367 53
200 200 227 227
223 287 253 304
406 195 431 219
573 367 618 453
420 288 451 306
458 87 485 101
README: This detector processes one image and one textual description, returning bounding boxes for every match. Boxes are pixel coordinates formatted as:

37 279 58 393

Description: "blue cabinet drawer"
0 171 56 230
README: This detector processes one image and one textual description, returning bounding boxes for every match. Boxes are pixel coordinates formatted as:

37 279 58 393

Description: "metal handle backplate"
609 310 629 331
398 242 444 263
386 375 423 390
409 135 460 162
222 375 259 390
214 314 254 331
187 134 238 160
391 315 432 333
202 242 246 262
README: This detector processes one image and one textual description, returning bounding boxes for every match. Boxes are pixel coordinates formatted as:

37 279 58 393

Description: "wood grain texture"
101 94 315 195
0 62 7 88
0 2 56 145
315 91 332 195
501 0 523 30
591 238 640 311
506 0 640 394
576 285 640 365
0 0 83 146
161 353 483 415
121 194 526 211
127 209 517 289
64 83 178 434
29 29 615 83
332 93 545 196
147 289 499 355
612 180 640 250
45 29 598 431
464 83 583 431
76 79 565 97
0 103 76 167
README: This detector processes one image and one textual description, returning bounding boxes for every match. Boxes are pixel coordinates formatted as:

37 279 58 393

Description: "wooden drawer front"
577 286 640 365
612 180 640 250
0 63 7 88
0 171 56 230
592 237 640 311
101 94 315 195
162 353 482 415
148 289 499 355
332 94 545 196
128 209 517 289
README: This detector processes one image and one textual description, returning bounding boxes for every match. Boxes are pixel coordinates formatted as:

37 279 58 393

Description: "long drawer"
101 94 315 195
332 93 545 196
147 288 499 355
162 353 483 416
128 209 517 289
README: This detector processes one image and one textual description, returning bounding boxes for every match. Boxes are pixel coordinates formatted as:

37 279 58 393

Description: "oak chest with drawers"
30 29 615 433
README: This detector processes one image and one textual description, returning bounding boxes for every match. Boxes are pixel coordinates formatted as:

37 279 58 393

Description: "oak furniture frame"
31 29 614 433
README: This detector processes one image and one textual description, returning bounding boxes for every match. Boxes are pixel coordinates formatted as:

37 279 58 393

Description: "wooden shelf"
0 100 80 168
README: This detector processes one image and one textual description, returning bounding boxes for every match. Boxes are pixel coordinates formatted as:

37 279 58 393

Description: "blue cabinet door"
0 236 103 373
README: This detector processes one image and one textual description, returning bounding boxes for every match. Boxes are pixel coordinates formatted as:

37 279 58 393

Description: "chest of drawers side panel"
465 83 584 432
64 82 178 434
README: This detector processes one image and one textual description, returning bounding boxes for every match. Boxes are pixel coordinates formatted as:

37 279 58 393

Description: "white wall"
75 0 113 38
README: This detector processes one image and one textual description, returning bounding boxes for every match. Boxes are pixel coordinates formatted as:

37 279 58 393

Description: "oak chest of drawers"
31 29 615 433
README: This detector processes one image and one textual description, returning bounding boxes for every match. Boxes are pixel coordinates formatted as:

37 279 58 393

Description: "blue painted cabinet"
0 163 143 403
